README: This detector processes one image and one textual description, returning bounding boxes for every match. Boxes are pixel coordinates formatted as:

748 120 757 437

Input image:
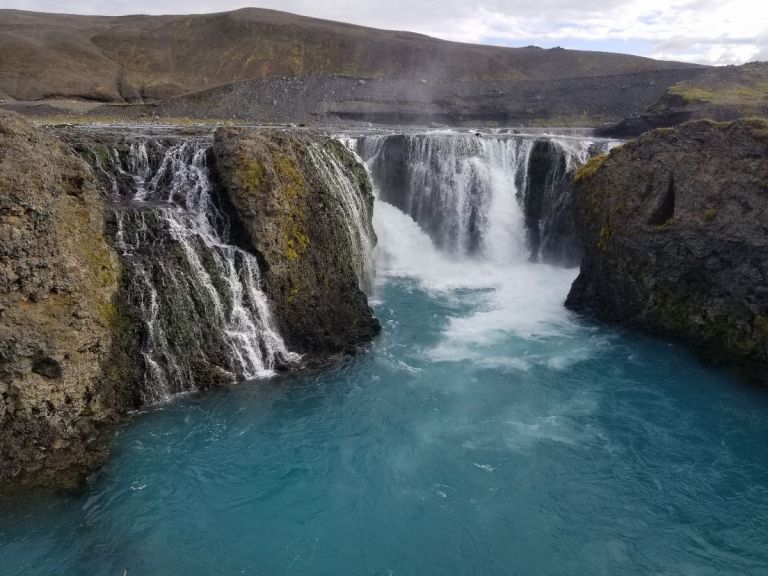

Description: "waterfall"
95 138 298 404
306 142 376 292
350 132 614 266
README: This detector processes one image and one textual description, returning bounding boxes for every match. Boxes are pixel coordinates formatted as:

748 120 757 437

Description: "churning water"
2 131 768 575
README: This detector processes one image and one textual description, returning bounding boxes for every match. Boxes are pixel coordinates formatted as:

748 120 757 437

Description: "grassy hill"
0 8 700 103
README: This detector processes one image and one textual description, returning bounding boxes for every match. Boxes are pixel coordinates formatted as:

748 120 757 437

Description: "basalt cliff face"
0 114 380 487
567 119 768 380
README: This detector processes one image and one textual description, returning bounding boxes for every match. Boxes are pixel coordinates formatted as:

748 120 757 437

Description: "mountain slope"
0 8 701 103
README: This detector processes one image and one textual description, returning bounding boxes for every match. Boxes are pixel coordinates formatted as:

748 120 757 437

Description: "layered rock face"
213 129 380 358
0 112 136 485
567 119 768 380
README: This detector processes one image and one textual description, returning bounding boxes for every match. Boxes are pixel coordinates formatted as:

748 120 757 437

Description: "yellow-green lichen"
702 208 718 221
597 225 613 250
287 286 301 303
274 154 305 198
575 154 607 183
284 224 310 260
236 159 266 194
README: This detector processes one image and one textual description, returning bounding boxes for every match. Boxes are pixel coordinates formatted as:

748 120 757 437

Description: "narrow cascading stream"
306 142 376 292
350 132 614 266
90 138 298 404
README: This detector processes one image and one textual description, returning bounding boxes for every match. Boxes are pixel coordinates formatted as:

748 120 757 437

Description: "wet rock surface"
213 128 380 359
567 119 768 380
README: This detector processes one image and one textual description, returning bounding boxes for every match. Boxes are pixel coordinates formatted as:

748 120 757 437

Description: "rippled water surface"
3 197 768 575
3 269 768 575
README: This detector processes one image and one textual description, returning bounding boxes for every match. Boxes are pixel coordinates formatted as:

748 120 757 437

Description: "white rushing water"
104 140 299 403
307 142 376 292
346 131 607 372
349 132 608 265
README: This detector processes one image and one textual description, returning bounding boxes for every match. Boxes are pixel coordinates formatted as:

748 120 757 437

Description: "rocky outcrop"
567 119 768 380
0 112 137 486
213 129 380 359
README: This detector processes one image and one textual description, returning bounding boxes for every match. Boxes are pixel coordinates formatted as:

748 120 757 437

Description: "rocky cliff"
213 129 380 359
567 119 768 380
0 112 137 486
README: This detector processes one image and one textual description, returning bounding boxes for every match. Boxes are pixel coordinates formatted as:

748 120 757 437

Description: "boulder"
213 128 380 360
567 119 768 381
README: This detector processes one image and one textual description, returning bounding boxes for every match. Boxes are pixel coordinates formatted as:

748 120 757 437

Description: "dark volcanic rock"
0 112 137 487
566 119 768 380
212 128 380 359
522 139 583 267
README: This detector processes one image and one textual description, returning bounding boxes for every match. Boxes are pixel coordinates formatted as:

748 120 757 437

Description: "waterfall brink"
98 139 298 404
351 132 614 266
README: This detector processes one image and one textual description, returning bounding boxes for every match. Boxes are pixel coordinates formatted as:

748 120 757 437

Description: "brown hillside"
0 8 700 103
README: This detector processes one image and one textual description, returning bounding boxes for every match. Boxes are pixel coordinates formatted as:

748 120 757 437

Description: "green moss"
236 159 266 194
274 154 305 198
88 144 112 168
669 83 768 106
668 86 718 103
702 208 718 221
575 153 607 183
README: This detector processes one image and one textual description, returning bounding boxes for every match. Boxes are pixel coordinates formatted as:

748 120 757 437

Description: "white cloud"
0 0 766 64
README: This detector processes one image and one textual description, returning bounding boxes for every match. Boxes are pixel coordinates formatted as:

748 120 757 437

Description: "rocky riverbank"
567 118 768 381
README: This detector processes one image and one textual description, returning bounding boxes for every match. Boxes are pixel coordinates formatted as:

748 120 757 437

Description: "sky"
1 0 766 65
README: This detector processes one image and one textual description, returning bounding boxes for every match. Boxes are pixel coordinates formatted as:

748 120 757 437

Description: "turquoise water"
3 264 768 575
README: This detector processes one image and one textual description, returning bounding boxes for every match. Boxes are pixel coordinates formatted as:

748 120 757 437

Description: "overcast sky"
2 0 766 65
